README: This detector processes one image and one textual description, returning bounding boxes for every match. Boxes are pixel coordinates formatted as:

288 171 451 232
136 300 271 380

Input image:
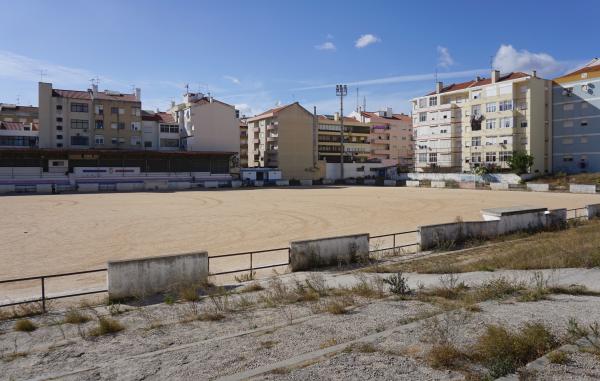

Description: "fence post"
250 252 253 272
393 234 396 250
207 257 210 275
41 277 46 313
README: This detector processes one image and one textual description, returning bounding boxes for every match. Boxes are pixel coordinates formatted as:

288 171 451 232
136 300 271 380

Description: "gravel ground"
528 351 600 380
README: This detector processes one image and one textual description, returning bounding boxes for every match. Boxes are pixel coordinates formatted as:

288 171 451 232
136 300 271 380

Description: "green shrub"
383 272 411 296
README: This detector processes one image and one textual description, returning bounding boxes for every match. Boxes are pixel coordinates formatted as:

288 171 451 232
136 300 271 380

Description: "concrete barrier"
459 181 477 189
323 179 334 185
144 180 169 191
527 183 550 192
107 251 208 300
253 180 264 187
0 184 15 194
78 183 99 192
276 180 290 186
289 233 369 271
364 179 376 185
116 182 136 192
170 181 191 190
384 180 396 187
204 181 219 188
231 180 242 188
431 181 446 188
587 204 600 219
406 180 420 187
490 183 509 191
36 184 53 193
300 180 313 186
570 184 597 194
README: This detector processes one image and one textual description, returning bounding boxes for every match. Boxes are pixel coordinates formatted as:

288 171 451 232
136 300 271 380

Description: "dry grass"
63 308 91 324
319 337 338 349
88 317 124 336
547 350 570 364
240 282 264 293
324 296 353 315
14 319 37 332
426 343 464 369
530 172 600 186
393 220 600 273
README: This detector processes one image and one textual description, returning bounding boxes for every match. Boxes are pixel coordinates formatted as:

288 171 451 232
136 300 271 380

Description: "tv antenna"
39 70 47 82
90 76 100 87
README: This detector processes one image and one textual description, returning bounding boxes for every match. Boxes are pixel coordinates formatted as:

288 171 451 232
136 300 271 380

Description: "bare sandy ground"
0 186 597 282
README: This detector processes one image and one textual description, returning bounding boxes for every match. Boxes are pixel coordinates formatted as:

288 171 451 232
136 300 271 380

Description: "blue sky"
0 0 598 116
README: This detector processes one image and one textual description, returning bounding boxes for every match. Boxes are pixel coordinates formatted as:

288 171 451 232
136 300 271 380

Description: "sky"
0 0 598 116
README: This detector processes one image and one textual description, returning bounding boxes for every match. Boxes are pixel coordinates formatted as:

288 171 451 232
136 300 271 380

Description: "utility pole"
336 84 347 179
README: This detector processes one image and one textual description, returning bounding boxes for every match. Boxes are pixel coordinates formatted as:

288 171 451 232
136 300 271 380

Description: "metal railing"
0 268 107 311
207 247 290 277
369 230 419 254
567 207 587 221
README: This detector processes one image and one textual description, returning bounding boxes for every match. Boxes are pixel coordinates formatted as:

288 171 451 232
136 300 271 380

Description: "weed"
383 272 411 296
234 271 256 283
178 285 200 302
88 317 124 336
63 308 91 324
240 282 264 293
197 311 225 321
350 274 385 299
14 319 37 332
547 350 569 364
164 294 175 305
427 343 464 369
270 367 290 375
548 284 600 296
107 302 124 316
259 340 278 350
351 342 377 353
566 318 600 352
324 296 353 315
319 338 338 349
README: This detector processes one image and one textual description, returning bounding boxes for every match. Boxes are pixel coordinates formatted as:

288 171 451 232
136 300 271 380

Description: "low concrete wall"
431 181 446 188
570 184 597 194
204 181 219 188
36 184 53 193
587 204 600 219
276 180 290 186
458 181 477 189
231 180 242 188
384 180 396 186
290 234 369 271
107 251 208 300
490 183 509 191
170 181 191 190
300 180 312 186
0 184 15 194
254 180 264 187
116 182 141 192
397 172 522 184
323 179 334 185
78 183 99 192
364 179 376 185
406 180 420 187
144 180 169 191
527 183 550 192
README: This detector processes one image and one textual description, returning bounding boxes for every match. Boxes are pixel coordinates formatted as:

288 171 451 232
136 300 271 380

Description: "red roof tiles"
53 89 139 102
426 72 530 95
0 121 37 131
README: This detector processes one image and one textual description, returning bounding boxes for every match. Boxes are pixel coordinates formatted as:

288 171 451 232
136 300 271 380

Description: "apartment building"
0 103 39 124
350 108 413 166
169 92 239 153
0 121 38 148
141 110 181 151
552 58 600 173
38 82 142 149
317 114 371 163
239 120 248 167
246 102 320 180
412 70 551 173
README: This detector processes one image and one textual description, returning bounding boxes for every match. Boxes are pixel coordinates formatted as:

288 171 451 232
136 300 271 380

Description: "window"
472 91 481 100
563 104 574 111
581 137 589 144
131 107 141 117
499 136 513 145
418 98 427 108
499 151 512 162
429 97 437 107
56 134 63 140
499 100 513 111
520 120 528 128
70 136 89 146
419 112 427 122
95 120 104 129
56 143 63 148
485 152 497 162
563 120 573 128
111 122 125 129
111 137 117 144
486 119 496 129
56 117 63 122
429 153 437 163
418 153 428 163
111 107 119 114
499 84 512 95
130 136 141 146
95 135 104 145
581 120 588 126
472 104 481 116
501 117 513 128
485 136 496 146
520 86 528 94
471 153 482 163
562 138 574 145
144 141 152 148
485 87 497 97
131 122 141 131
56 125 63 131
563 156 573 162
518 101 527 110
160 138 179 148
70 119 89 129
70 103 88 113
486 103 496 113
95 105 104 115
56 105 62 111
471 136 481 147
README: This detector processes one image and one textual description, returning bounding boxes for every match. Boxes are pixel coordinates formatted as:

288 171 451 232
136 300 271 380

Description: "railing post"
41 277 46 313
250 252 253 273
393 234 396 250
207 257 210 276
288 248 291 264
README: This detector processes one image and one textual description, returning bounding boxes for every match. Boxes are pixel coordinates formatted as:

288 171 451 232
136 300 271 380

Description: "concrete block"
323 179 334 185
36 184 53 193
144 180 169 191
254 180 264 187
587 204 600 219
108 251 208 300
406 180 420 187
0 184 15 194
431 181 446 188
459 181 477 189
290 234 369 271
300 180 312 186
527 183 550 192
116 182 135 192
383 180 397 187
364 179 376 185
204 181 219 188
490 183 509 191
231 180 242 188
276 180 290 186
570 184 597 194
171 181 191 190
345 179 357 185
78 183 99 192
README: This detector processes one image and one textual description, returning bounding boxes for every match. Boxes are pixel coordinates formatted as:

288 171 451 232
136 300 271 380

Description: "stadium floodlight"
336 84 347 179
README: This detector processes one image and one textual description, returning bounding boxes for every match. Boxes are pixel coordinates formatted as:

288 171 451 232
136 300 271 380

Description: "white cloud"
315 41 336 51
437 46 454 68
223 75 241 85
235 103 253 117
355 34 381 48
492 44 564 76
326 33 334 40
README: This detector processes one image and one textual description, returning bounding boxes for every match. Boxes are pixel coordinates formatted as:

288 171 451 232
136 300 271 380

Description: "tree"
508 151 534 174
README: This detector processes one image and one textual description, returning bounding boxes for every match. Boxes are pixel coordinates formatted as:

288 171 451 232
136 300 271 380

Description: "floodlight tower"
336 84 347 179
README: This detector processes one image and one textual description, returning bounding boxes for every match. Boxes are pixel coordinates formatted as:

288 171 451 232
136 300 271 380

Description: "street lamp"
336 84 347 179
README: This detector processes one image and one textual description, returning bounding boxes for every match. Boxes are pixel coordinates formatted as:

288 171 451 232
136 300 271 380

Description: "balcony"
267 136 278 142
253 127 260 133
267 124 277 131
253 149 260 155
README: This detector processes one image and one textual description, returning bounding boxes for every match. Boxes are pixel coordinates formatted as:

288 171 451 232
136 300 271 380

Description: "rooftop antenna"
356 87 359 112
184 83 190 94
490 55 494 70
363 95 366 112
16 94 20 104
90 76 100 87
39 70 47 82
434 68 438 85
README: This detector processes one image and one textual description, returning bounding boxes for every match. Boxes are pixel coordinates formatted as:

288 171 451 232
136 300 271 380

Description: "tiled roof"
53 89 139 102
318 115 364 124
426 72 530 95
0 121 37 131
141 111 176 123
361 111 410 122
141 110 160 121
555 59 600 80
